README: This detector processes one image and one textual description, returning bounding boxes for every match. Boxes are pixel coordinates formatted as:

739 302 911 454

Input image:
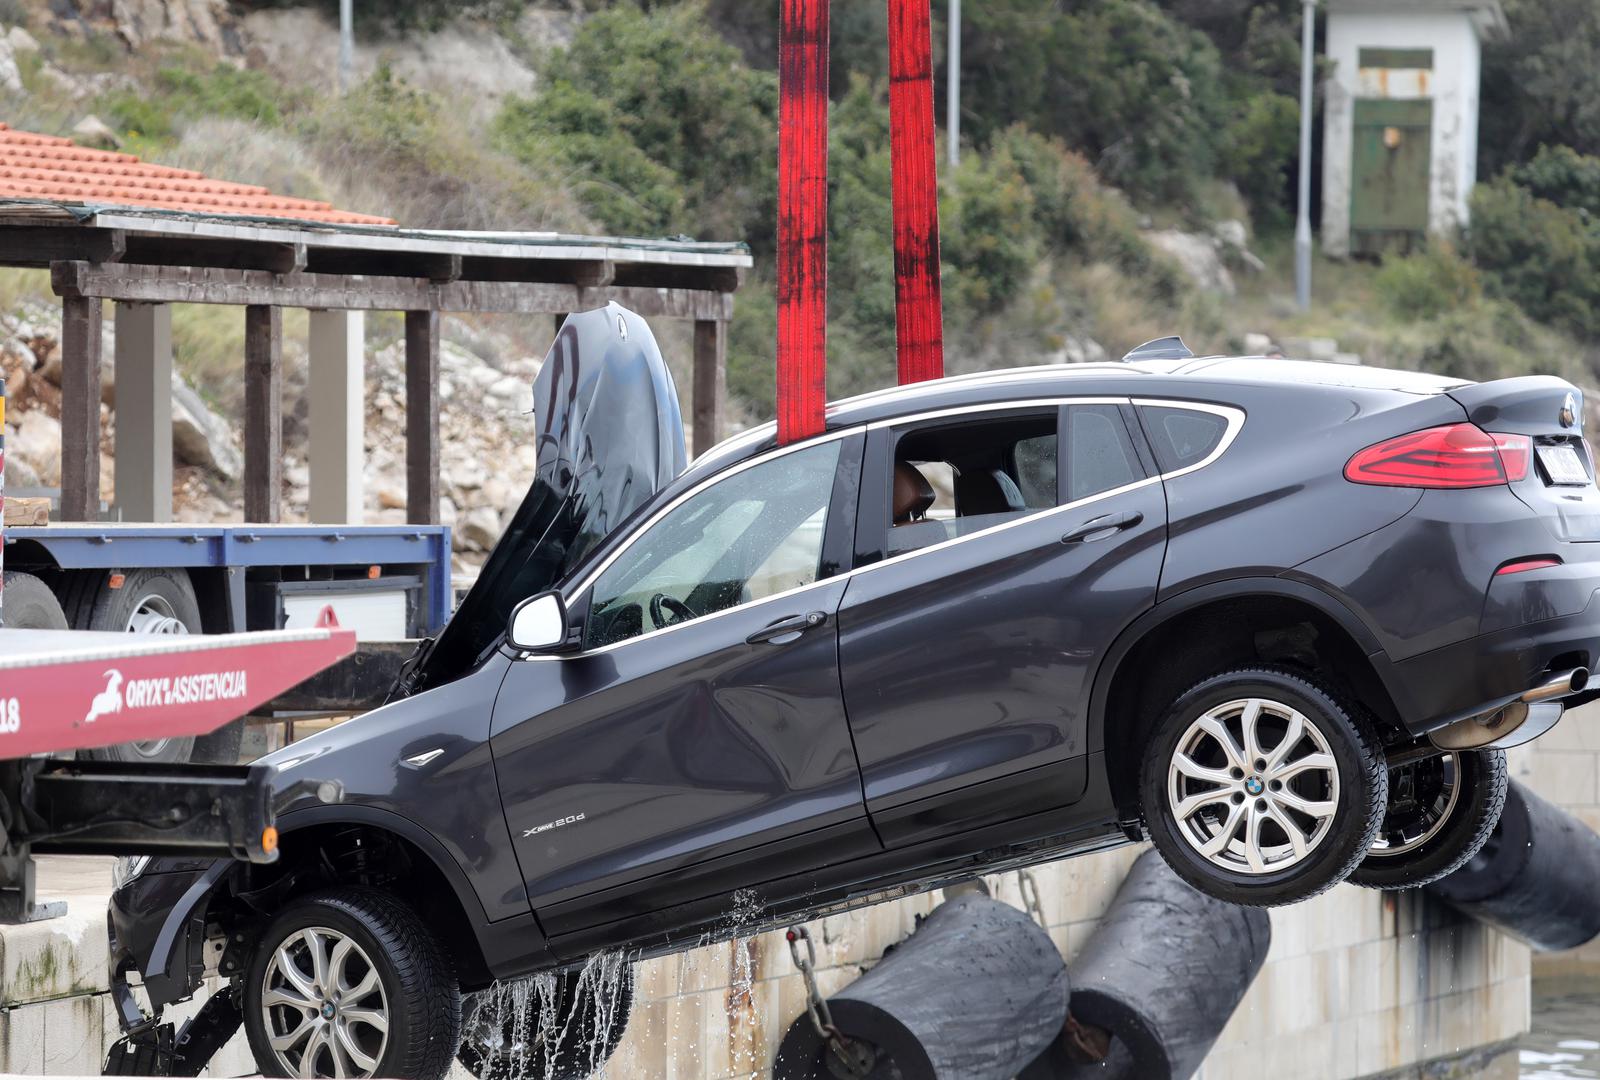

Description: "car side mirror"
507 592 570 653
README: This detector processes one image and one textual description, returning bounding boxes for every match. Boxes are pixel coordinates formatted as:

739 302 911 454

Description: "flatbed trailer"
4 522 451 736
0 621 355 922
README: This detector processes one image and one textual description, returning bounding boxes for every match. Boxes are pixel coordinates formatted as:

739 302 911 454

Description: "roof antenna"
1122 336 1195 362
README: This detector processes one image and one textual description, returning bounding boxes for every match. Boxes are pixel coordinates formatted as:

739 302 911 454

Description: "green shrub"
1511 144 1600 219
155 66 284 127
1044 0 1229 205
1468 178 1600 337
1224 92 1299 227
1374 244 1483 321
303 65 575 230
497 2 777 246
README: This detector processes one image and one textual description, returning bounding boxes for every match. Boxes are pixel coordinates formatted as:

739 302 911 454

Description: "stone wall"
599 845 1530 1079
1507 698 1600 977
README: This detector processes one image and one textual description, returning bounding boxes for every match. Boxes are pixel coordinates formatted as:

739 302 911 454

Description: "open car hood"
399 303 686 695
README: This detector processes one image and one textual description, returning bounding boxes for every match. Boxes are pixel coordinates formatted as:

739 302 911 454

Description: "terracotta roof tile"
0 122 394 226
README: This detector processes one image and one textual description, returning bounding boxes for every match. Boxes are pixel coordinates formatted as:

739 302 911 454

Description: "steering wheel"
649 593 697 629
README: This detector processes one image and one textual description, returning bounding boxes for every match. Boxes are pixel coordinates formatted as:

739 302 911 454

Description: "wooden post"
693 318 727 458
113 302 174 522
405 310 440 525
59 296 102 521
244 305 282 524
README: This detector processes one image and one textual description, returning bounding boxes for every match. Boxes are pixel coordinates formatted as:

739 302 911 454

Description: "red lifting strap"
776 0 830 445
887 0 945 384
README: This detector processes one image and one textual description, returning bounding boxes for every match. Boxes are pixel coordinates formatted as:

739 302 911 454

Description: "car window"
1065 404 1142 502
887 411 1058 556
585 440 842 647
1014 434 1058 508
1140 406 1229 472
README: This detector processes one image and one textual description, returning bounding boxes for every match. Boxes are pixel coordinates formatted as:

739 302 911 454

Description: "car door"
838 401 1169 847
490 432 874 949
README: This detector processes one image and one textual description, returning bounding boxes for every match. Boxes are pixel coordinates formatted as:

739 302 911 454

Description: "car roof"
683 356 1471 484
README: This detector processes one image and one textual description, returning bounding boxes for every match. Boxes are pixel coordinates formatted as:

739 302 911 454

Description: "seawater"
1520 978 1600 1079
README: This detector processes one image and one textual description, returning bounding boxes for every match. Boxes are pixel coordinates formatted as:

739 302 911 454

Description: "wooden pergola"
0 202 750 524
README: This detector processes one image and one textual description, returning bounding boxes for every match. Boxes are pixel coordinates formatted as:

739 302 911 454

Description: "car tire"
243 888 461 1080
1349 748 1507 891
81 568 203 764
457 960 635 1080
1140 666 1388 907
1 571 68 629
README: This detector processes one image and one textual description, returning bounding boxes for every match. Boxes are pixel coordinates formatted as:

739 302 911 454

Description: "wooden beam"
405 310 440 526
693 318 727 457
59 296 102 522
51 261 735 320
0 227 124 267
4 497 50 526
244 305 282 524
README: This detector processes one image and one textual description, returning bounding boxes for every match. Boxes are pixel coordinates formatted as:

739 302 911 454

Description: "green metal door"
1351 98 1432 255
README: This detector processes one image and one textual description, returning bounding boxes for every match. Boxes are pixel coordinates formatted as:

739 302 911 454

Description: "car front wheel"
1349 748 1507 890
1140 667 1388 907
243 888 461 1080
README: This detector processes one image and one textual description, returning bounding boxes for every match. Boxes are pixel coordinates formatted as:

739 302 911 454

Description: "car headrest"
893 462 936 524
956 469 1026 516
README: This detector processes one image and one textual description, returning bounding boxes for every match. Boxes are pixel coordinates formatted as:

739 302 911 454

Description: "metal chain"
786 925 875 1079
1016 869 1046 927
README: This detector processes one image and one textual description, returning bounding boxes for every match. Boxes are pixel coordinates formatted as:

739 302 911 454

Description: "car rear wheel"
243 888 461 1080
1349 748 1507 890
1140 667 1388 907
81 568 202 764
457 959 635 1080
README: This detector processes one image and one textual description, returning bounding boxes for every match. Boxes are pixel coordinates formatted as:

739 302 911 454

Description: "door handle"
1062 510 1144 545
747 611 829 645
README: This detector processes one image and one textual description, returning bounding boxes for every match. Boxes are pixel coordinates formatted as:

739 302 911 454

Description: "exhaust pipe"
1430 667 1588 751
1521 667 1588 703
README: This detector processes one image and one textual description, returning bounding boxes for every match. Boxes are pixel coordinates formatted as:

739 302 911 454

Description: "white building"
1320 0 1507 257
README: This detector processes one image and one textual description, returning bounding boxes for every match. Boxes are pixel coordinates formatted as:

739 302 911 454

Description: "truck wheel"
1350 749 1507 890
243 888 460 1080
457 960 635 1080
1 571 68 629
1140 667 1387 907
82 568 203 764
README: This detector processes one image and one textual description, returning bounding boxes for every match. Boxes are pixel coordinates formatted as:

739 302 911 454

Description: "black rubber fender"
1020 849 1272 1080
1426 779 1600 952
773 893 1070 1080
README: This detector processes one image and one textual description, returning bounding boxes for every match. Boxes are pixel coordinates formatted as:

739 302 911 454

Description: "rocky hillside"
1 0 1597 573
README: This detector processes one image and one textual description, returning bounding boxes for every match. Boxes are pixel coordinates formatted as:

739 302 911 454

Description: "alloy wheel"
261 926 390 1079
1368 753 1462 857
1166 696 1341 875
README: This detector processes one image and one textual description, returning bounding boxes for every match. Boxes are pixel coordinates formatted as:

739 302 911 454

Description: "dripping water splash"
460 950 631 1080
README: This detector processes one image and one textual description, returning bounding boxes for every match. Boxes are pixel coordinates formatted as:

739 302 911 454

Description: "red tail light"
1489 432 1531 482
1345 424 1514 488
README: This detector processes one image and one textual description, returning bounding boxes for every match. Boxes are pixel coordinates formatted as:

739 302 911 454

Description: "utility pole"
947 0 960 166
1295 0 1316 311
338 0 354 93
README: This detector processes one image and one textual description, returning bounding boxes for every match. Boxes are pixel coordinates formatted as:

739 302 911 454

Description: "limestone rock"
170 375 242 481
1242 332 1275 356
0 36 22 95
6 27 40 54
457 505 503 552
71 114 122 150
11 410 61 486
1147 230 1235 295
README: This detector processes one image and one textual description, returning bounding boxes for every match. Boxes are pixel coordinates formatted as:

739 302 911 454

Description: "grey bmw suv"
107 307 1599 1080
